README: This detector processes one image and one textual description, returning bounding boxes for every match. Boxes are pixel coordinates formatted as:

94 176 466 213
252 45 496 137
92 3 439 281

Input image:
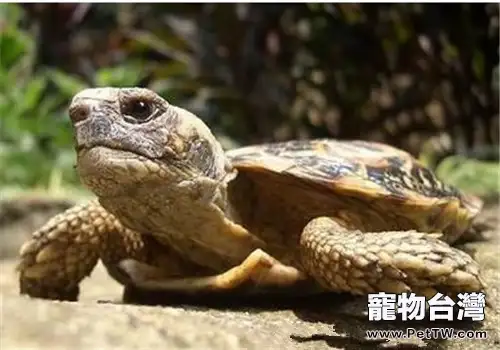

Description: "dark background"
1 3 498 190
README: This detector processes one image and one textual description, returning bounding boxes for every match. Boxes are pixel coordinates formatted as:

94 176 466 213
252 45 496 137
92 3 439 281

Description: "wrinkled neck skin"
94 156 263 270
90 153 233 231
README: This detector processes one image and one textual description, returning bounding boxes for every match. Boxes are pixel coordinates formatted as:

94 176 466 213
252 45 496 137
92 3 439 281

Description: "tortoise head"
68 87 230 199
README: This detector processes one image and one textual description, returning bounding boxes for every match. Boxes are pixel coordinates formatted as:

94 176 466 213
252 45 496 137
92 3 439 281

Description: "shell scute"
227 139 482 218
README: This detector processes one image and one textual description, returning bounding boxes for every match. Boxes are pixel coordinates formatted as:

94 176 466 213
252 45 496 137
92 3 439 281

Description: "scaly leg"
17 200 150 301
299 217 485 297
118 249 307 293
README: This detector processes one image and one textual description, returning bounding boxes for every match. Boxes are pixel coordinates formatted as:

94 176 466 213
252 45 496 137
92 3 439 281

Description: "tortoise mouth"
76 145 168 197
77 144 143 160
76 142 154 161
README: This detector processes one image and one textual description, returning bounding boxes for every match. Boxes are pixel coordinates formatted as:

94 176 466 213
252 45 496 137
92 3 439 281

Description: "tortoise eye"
123 98 154 122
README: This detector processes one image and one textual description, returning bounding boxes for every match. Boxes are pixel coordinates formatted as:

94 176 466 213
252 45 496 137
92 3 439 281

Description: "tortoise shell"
226 139 483 243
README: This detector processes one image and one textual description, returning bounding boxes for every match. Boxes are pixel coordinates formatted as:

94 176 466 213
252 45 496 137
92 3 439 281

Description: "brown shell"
226 139 483 221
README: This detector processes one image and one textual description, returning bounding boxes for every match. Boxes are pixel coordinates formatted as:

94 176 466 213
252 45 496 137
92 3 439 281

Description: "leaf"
435 155 500 196
0 31 29 69
94 64 147 87
22 76 48 110
46 69 89 97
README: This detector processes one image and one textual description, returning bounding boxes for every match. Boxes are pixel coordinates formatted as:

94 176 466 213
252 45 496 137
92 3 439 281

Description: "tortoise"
18 87 485 302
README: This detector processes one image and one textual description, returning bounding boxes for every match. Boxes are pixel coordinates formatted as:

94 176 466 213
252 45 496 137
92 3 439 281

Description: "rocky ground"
1 195 499 350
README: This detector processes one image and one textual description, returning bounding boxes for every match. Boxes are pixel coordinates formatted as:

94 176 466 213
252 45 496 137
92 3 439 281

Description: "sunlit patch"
314 141 329 154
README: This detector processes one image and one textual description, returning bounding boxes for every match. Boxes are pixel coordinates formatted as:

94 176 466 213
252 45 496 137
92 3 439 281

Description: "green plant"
434 155 499 199
0 4 157 191
0 4 74 190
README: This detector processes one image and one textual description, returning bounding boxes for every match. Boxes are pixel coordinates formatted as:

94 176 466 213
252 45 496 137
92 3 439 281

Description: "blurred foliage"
0 3 498 195
0 4 77 189
434 156 499 199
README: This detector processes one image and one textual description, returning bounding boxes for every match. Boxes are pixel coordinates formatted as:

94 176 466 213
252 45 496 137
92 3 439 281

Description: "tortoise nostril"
69 104 91 123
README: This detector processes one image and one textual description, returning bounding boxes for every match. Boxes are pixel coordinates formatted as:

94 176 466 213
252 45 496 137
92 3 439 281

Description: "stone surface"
1 197 499 349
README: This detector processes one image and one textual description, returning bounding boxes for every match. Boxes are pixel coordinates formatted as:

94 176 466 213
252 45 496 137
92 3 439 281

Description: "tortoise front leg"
118 249 307 293
299 217 485 297
17 201 150 301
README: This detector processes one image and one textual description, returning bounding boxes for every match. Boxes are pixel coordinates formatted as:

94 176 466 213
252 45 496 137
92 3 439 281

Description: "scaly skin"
18 200 142 300
18 200 212 300
18 87 485 301
300 218 483 298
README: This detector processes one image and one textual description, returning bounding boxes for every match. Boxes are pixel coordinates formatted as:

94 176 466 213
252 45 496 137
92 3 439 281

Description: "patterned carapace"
227 139 471 207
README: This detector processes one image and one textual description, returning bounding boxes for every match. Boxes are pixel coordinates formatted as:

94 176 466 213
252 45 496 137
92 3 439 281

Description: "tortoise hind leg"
299 217 485 297
117 248 307 293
